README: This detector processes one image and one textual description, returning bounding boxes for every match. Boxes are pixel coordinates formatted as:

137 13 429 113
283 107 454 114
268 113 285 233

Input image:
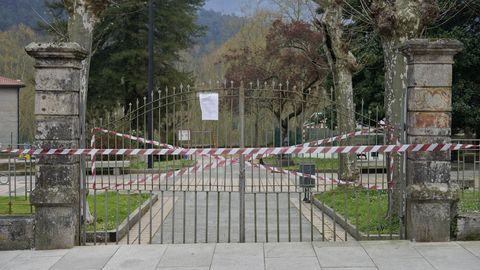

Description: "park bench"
86 160 130 175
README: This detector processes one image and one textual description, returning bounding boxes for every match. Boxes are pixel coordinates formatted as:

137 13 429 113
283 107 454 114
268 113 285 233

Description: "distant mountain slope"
0 1 245 81
177 9 245 80
0 0 48 31
0 1 243 57
183 10 273 82
195 9 245 57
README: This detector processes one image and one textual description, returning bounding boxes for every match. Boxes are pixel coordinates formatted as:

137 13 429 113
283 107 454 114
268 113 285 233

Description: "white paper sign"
199 92 219 120
177 130 191 141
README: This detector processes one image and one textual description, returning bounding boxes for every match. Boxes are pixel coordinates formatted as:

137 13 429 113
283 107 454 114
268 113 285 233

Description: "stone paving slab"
458 241 480 258
211 243 264 270
265 256 321 270
157 243 215 268
50 245 120 270
414 242 480 270
360 240 422 258
0 241 479 270
372 257 435 270
312 241 376 268
103 245 167 270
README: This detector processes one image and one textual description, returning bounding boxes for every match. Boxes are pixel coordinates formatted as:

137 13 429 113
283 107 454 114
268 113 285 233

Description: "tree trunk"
370 0 439 217
382 37 408 217
67 1 99 225
68 1 95 137
317 0 359 182
335 63 358 181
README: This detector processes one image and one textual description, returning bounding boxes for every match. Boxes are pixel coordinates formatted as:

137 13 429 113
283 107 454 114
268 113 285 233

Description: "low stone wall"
457 213 480 240
0 216 34 250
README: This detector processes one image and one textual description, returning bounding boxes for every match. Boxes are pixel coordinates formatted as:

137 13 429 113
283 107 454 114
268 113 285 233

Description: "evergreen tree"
40 0 205 117
87 0 205 116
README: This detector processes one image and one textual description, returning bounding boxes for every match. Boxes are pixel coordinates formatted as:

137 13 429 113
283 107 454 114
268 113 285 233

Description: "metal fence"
80 152 404 245
2 81 478 246
0 142 35 216
78 81 405 245
452 139 480 216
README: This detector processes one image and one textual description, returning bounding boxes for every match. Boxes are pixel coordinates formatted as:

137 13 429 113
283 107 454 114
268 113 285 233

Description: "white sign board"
199 92 219 120
177 130 191 141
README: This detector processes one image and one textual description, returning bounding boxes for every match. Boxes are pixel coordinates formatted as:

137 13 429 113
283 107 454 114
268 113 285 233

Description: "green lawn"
130 158 195 171
315 186 399 235
86 191 151 231
0 192 151 231
0 196 33 215
262 157 338 171
459 190 480 213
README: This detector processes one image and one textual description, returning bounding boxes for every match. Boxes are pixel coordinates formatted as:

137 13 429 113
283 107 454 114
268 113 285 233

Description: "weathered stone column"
25 43 87 249
400 39 463 242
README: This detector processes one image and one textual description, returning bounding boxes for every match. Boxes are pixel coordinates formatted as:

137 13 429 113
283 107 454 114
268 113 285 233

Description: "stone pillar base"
34 207 78 249
406 183 458 241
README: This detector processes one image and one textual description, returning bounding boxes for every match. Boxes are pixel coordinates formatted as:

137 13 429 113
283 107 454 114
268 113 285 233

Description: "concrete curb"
86 194 158 242
312 197 399 240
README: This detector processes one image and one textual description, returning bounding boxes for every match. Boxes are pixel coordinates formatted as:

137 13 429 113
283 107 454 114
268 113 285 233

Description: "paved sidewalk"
0 241 479 270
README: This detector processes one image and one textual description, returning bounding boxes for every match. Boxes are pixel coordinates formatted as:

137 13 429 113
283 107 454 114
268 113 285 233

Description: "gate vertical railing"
73 80 422 245
238 81 246 243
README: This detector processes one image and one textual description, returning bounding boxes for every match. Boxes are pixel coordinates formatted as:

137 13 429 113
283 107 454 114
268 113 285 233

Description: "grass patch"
0 196 33 215
0 192 151 231
262 157 338 171
86 191 151 232
459 190 480 213
315 186 399 235
130 158 195 170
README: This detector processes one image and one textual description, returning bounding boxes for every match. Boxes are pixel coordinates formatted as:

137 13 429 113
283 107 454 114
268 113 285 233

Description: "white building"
0 76 25 147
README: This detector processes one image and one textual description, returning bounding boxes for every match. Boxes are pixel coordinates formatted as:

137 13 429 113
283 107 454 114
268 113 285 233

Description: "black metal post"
147 0 154 168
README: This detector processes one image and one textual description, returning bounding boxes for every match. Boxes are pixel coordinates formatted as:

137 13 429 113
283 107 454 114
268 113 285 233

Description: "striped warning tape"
245 161 383 190
137 156 238 186
90 132 97 189
2 143 476 156
89 127 231 188
93 156 239 190
299 127 384 147
93 126 380 150
91 127 178 149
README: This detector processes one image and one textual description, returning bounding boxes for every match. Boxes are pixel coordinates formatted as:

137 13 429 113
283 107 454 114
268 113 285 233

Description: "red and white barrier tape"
93 157 239 190
89 128 230 187
138 157 238 186
2 143 475 156
93 126 381 151
245 161 383 190
299 128 384 147
90 133 97 188
91 127 233 161
91 127 178 149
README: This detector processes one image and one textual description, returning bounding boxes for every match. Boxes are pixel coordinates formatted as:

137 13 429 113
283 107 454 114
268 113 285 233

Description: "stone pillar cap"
25 42 88 60
400 39 463 56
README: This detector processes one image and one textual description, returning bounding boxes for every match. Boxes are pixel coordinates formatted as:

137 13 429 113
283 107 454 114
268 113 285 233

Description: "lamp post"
147 0 154 168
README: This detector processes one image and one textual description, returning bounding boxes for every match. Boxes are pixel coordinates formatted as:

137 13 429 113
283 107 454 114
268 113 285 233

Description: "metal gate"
79 80 403 245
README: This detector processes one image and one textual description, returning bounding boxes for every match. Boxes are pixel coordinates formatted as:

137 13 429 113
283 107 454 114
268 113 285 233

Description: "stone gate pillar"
400 39 463 242
25 43 87 249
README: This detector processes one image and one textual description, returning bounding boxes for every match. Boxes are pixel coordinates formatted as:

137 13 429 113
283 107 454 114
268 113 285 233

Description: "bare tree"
366 0 440 216
313 0 361 181
66 0 109 131
65 0 110 223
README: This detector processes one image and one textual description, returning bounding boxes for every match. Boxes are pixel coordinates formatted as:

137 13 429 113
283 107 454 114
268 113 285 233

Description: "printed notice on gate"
199 92 219 120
